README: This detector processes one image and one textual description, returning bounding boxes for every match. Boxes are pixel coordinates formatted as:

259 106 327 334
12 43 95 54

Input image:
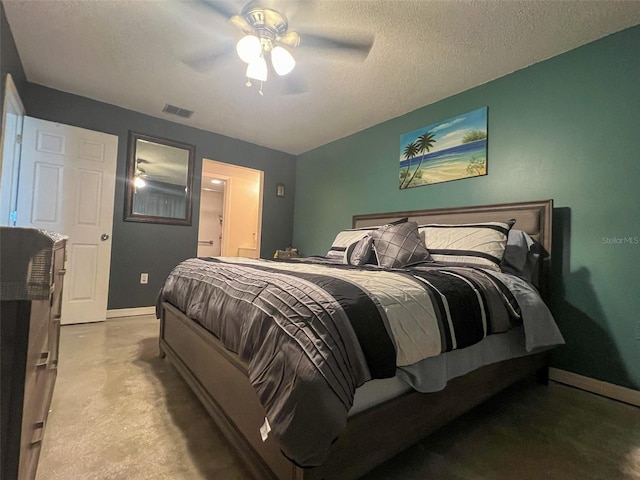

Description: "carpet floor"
36 315 640 480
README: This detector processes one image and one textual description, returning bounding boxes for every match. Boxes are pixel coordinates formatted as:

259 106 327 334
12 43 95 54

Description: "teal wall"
294 25 640 390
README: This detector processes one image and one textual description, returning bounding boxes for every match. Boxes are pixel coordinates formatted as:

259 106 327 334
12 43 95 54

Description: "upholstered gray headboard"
352 199 553 297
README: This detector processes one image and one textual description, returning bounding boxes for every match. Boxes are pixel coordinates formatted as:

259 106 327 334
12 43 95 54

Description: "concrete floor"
36 316 640 480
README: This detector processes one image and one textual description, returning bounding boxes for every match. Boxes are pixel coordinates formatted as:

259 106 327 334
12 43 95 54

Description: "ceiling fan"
189 0 374 95
134 158 186 187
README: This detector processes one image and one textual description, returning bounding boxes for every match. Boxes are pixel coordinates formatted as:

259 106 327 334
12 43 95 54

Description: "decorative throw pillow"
500 229 541 282
371 221 431 268
326 219 408 260
326 228 373 259
388 217 409 226
419 220 515 271
345 235 374 265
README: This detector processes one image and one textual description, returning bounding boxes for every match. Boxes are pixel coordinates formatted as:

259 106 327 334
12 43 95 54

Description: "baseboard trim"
106 306 156 318
549 368 640 407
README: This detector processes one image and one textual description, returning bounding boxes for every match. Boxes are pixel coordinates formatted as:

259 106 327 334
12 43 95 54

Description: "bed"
157 199 562 480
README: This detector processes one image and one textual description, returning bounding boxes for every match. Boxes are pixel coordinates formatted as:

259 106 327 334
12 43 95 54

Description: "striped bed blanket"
157 256 533 467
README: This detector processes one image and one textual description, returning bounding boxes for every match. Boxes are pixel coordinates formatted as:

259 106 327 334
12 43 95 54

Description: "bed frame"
159 199 553 480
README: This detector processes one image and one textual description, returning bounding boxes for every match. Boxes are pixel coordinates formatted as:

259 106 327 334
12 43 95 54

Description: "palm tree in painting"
403 131 435 188
400 141 419 188
462 130 487 143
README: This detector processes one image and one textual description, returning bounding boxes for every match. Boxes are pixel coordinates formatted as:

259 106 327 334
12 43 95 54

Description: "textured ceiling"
5 0 640 155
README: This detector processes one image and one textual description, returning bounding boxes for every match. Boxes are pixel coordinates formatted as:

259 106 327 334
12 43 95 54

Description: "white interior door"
16 116 118 324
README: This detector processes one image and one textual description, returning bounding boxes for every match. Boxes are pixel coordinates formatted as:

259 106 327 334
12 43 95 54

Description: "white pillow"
326 229 373 260
419 220 514 271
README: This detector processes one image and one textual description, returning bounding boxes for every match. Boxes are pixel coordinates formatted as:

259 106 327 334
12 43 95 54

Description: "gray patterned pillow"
345 235 374 265
371 221 431 268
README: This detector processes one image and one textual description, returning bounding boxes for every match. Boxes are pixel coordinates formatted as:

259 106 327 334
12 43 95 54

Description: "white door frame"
0 74 25 225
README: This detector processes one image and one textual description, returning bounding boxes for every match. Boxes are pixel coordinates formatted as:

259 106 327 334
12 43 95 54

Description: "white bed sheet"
349 325 558 416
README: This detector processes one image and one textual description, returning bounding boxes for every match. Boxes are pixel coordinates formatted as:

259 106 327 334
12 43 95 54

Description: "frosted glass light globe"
236 35 261 64
271 46 295 76
246 56 268 81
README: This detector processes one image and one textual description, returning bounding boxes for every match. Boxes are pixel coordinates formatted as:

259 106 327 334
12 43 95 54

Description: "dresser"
1 227 67 480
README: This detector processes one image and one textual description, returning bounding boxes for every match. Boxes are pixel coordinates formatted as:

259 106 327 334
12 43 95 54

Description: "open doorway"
199 159 263 258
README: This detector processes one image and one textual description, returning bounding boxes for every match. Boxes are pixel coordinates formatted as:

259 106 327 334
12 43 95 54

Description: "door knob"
101 233 110 241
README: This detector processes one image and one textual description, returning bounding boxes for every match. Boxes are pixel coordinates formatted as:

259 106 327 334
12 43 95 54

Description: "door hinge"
15 134 22 144
9 211 17 223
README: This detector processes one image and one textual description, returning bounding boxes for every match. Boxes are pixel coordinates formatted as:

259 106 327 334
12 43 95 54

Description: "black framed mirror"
124 132 195 225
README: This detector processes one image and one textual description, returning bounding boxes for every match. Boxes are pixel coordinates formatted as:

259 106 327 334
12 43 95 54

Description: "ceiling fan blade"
298 32 374 58
183 42 234 73
229 14 253 34
280 71 308 96
196 1 254 33
196 0 238 20
278 31 300 48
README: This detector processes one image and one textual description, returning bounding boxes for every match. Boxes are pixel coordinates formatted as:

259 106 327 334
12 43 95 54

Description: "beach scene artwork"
399 107 488 189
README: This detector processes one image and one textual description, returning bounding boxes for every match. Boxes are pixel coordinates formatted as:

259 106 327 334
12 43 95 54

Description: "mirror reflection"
125 132 195 225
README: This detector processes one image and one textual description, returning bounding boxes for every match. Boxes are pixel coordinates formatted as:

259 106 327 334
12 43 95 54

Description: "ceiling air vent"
162 104 193 119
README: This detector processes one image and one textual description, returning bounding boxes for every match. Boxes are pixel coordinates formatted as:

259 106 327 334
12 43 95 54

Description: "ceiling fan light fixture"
236 34 262 63
246 56 268 82
271 46 295 76
134 177 146 188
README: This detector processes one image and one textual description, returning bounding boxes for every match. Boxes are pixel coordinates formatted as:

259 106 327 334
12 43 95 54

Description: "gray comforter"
157 256 550 467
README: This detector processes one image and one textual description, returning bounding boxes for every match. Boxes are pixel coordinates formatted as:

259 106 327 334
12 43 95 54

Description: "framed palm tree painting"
399 107 488 189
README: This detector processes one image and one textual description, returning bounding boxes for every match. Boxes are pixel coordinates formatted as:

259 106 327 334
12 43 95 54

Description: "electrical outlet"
140 273 148 284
